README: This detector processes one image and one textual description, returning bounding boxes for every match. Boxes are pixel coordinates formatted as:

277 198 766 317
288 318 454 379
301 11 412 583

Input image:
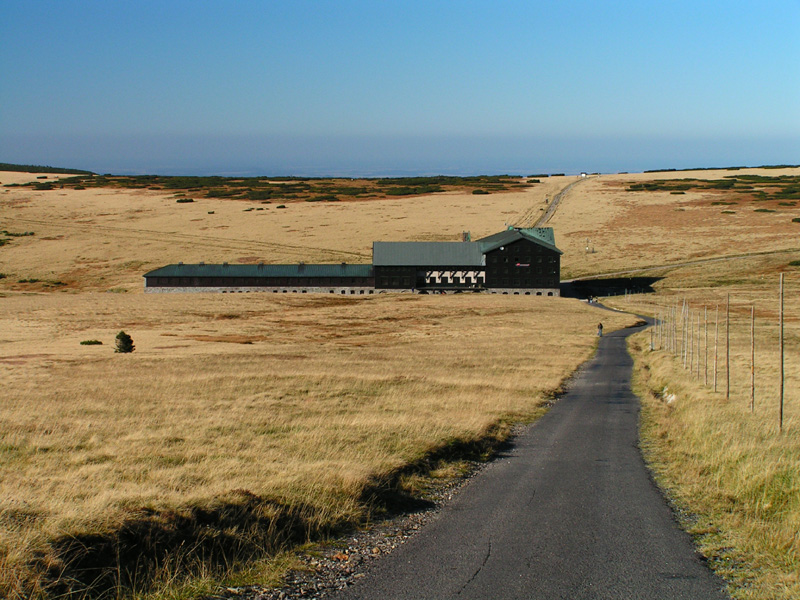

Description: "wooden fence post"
689 308 694 373
780 274 785 432
714 305 719 393
750 305 755 414
697 308 700 379
704 306 708 386
726 293 730 401
683 300 689 369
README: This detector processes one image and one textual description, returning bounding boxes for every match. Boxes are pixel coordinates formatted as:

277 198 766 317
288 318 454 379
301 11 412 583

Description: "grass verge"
630 333 800 599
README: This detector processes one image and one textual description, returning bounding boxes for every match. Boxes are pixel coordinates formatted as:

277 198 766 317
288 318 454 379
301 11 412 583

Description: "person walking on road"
597 322 604 337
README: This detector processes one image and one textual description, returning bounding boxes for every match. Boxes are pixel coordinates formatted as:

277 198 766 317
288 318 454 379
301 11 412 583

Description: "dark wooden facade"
483 238 560 290
144 264 374 290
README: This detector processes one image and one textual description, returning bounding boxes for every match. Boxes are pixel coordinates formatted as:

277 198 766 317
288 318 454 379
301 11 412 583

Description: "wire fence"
651 274 792 431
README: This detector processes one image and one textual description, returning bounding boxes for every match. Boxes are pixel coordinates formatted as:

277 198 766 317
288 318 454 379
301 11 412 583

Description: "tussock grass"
0 292 635 598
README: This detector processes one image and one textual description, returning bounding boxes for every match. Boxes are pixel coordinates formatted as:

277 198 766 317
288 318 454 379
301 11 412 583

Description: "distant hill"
0 162 94 175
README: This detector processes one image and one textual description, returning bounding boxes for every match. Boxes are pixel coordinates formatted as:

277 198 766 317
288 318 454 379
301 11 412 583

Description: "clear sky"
1 0 798 176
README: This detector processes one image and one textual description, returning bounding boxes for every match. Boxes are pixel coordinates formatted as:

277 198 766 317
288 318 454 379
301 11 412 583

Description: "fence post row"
651 273 789 431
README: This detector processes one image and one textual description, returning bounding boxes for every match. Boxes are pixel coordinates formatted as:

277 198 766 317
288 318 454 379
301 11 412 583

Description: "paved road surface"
332 318 730 600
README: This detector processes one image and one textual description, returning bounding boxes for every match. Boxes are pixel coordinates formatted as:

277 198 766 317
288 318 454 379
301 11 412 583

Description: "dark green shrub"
205 189 238 198
176 198 194 203
276 205 286 209
754 208 775 213
788 260 800 266
115 331 135 353
80 340 103 345
792 217 800 223
472 189 490 195
722 210 736 214
247 190 273 200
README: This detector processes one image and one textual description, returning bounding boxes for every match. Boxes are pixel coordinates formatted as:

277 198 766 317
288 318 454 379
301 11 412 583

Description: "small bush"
788 260 800 267
208 211 215 214
722 210 736 214
754 208 775 213
792 217 800 223
176 198 194 203
276 205 286 209
472 189 490 195
115 331 135 353
18 278 40 283
0 273 6 279
80 340 103 346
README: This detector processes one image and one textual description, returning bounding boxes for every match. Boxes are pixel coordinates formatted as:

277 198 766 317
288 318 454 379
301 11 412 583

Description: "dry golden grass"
550 167 800 279
0 290 635 598
2 166 799 598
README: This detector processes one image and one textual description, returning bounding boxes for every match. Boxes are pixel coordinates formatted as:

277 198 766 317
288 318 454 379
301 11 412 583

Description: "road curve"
331 317 731 600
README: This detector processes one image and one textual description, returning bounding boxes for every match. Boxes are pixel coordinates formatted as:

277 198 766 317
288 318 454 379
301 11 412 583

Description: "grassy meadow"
1 166 799 599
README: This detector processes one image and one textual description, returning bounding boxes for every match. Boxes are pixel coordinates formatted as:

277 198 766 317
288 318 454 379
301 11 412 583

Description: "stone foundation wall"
485 288 560 296
146 286 560 296
145 286 382 295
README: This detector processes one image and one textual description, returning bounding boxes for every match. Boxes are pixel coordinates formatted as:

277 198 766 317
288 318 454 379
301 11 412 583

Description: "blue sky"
1 1 798 175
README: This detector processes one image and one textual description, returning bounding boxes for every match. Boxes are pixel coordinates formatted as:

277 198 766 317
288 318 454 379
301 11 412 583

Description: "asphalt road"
332 318 731 600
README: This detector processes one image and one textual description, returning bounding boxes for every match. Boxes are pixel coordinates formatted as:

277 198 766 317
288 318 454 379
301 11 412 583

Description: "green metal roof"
477 227 562 255
144 263 373 278
373 242 484 266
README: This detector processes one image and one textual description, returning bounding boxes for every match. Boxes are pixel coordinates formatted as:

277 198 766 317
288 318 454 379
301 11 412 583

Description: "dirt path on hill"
564 246 800 282
535 176 593 226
